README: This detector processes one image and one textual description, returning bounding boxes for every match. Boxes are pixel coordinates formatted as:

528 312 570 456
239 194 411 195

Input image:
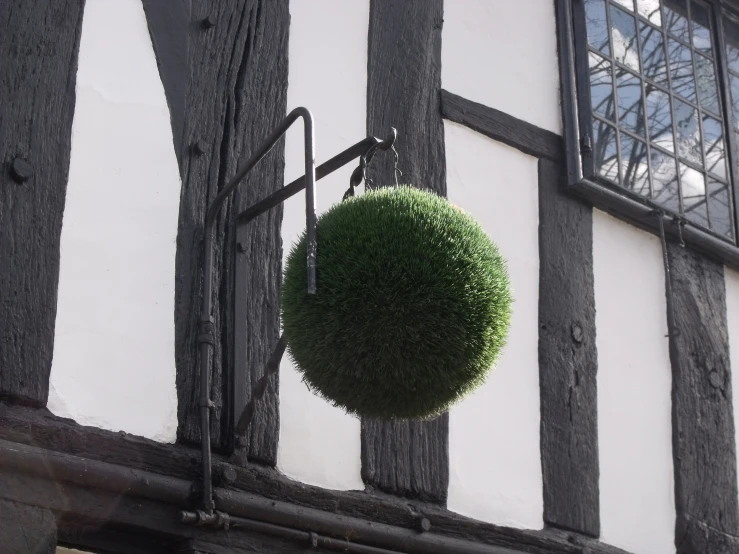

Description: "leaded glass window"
580 0 737 240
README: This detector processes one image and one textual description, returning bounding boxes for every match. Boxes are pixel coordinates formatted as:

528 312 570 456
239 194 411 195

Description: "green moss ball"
281 186 512 419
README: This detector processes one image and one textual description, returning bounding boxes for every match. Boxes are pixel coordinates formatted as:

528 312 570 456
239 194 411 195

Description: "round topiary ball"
281 186 512 419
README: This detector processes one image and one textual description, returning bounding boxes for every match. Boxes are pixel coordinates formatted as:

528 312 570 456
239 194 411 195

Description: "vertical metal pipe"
302 113 317 294
198 108 316 514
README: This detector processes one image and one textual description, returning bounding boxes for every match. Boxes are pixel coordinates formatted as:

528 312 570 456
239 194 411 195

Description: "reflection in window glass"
696 54 719 115
668 38 697 101
702 115 727 180
613 0 635 10
590 53 616 121
617 69 646 135
646 85 674 152
729 73 739 128
585 0 611 55
641 22 669 86
681 163 709 227
594 120 620 183
637 0 662 26
621 134 650 194
707 178 733 237
674 99 702 166
691 1 713 56
664 0 690 43
724 16 739 75
612 6 641 71
652 149 680 212
583 0 735 240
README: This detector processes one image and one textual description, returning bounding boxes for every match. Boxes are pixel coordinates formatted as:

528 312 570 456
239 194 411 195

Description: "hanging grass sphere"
281 186 512 419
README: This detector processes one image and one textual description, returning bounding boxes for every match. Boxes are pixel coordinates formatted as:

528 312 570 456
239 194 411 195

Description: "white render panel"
48 0 179 443
445 122 543 529
277 0 369 491
593 210 675 554
441 0 561 134
725 267 739 505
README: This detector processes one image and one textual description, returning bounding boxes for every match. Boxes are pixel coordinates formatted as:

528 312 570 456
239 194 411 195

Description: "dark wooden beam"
441 90 564 163
666 243 739 553
538 159 600 536
362 0 449 505
173 0 289 458
0 499 56 553
0 403 633 554
141 0 191 165
0 0 85 406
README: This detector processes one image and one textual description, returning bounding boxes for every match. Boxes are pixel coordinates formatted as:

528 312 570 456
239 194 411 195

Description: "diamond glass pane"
593 120 620 183
585 0 611 55
611 5 641 71
707 178 733 237
620 134 650 193
590 53 616 121
681 163 709 227
637 0 662 26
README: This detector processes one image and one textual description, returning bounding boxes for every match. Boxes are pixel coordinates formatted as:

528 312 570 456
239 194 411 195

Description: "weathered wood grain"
0 499 56 553
141 0 191 164
172 0 288 456
362 0 449 504
0 0 85 405
666 243 739 553
0 403 635 554
538 159 600 536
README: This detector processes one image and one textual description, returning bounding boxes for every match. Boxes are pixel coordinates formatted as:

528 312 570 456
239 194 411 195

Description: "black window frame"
557 0 739 266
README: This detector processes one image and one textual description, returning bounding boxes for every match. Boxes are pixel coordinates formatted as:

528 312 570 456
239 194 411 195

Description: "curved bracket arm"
198 107 315 515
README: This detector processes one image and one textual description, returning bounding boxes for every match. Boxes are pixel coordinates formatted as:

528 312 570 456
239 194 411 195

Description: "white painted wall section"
442 0 562 134
48 0 179 443
277 0 369 491
725 267 739 503
593 210 675 554
445 122 543 529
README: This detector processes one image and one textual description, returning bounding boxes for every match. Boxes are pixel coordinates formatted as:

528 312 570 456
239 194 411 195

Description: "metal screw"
201 15 216 29
10 157 32 183
218 465 238 484
192 140 207 156
571 322 583 344
415 516 431 533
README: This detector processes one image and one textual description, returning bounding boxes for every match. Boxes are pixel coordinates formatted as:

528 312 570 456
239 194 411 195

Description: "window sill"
568 178 739 270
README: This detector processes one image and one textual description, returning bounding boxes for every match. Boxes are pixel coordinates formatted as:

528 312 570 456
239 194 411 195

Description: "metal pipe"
199 107 316 513
0 438 524 554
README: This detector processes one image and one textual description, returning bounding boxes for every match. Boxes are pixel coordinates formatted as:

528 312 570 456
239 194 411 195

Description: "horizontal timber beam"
0 403 631 554
440 89 564 162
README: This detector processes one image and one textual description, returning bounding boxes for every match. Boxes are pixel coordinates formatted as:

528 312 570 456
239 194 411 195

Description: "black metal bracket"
183 106 397 528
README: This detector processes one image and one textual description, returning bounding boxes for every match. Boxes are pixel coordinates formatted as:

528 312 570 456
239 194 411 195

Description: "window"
564 0 739 245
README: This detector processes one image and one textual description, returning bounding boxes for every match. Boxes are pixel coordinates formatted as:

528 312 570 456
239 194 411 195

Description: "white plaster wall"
593 210 675 554
441 0 562 134
276 0 369 491
725 267 739 504
48 0 179 443
445 122 543 529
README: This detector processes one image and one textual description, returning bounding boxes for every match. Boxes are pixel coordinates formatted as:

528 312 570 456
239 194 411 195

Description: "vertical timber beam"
362 0 449 503
666 244 739 553
0 0 85 405
172 0 289 455
538 159 600 536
